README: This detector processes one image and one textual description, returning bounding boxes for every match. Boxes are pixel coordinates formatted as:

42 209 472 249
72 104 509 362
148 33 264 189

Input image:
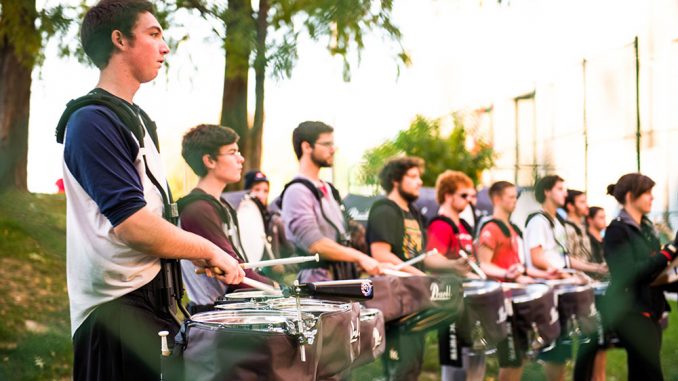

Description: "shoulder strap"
562 219 583 237
459 219 473 236
526 211 555 228
429 215 460 235
177 193 231 226
277 178 323 208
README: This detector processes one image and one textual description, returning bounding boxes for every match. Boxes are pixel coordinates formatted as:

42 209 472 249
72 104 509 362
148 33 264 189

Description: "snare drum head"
190 309 316 333
224 290 283 301
266 298 352 314
462 279 501 297
237 195 267 262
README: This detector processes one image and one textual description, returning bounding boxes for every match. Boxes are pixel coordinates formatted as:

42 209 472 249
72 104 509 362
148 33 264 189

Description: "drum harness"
56 88 191 325
278 178 359 280
526 211 573 269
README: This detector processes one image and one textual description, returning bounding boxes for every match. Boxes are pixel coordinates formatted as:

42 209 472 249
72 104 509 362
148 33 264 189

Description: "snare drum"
506 283 560 352
171 310 319 381
353 308 386 367
222 290 283 303
458 280 509 351
266 298 359 379
553 283 597 339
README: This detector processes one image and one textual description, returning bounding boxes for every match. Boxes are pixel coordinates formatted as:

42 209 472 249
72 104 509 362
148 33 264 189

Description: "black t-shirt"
587 231 604 264
367 200 424 263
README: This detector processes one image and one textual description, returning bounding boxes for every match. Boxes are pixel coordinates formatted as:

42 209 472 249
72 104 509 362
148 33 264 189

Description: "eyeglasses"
215 150 242 157
458 193 471 199
314 141 335 148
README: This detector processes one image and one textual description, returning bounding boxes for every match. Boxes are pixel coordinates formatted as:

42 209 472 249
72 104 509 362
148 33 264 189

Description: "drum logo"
496 306 508 324
350 320 360 343
361 281 373 297
549 306 559 325
373 327 383 350
430 282 453 301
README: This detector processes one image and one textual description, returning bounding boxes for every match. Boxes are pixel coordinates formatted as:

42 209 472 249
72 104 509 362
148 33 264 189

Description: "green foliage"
360 115 496 190
0 1 75 68
177 0 409 82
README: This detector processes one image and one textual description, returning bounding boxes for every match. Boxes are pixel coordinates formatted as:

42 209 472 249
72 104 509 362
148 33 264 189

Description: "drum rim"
462 279 501 296
553 283 593 294
190 309 316 324
510 283 551 303
224 290 284 300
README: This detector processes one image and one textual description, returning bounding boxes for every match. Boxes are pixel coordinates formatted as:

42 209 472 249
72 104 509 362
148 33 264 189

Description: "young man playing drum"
177 125 274 312
281 121 386 281
58 2 244 380
524 175 604 381
477 181 555 381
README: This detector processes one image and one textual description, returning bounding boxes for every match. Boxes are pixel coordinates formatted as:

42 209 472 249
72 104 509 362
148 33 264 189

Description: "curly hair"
182 124 239 177
81 0 155 69
435 170 474 204
378 156 424 193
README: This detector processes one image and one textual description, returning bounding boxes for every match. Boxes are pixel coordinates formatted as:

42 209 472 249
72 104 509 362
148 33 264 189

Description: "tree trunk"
220 0 253 189
249 0 269 172
0 38 33 191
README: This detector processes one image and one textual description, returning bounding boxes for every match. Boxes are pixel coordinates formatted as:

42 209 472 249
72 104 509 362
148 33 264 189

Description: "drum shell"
353 308 386 367
267 299 360 380
362 276 407 321
510 286 561 347
457 282 508 346
555 284 597 336
170 319 319 381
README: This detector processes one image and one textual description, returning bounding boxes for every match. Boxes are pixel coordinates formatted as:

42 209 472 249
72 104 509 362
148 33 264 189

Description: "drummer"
476 181 555 381
177 124 274 312
281 121 385 281
524 175 605 381
563 189 609 280
425 170 485 381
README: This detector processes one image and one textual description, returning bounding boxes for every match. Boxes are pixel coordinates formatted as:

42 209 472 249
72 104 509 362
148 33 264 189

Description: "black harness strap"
56 89 188 322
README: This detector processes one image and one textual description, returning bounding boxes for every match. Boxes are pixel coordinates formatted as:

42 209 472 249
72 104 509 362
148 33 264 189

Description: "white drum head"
237 195 267 262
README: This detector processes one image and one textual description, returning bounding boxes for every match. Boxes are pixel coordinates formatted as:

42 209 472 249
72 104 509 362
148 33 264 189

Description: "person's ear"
301 141 313 155
202 154 216 170
111 30 125 50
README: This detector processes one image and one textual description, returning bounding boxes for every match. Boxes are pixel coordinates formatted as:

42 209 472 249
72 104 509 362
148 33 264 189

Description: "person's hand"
357 254 381 276
194 251 245 284
450 257 472 276
515 275 535 284
545 267 562 279
595 263 609 274
505 264 524 280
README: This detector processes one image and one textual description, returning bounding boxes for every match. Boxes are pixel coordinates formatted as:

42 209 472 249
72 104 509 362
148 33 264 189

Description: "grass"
2 190 678 380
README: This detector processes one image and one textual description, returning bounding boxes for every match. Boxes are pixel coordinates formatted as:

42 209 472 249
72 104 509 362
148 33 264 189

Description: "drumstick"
240 254 320 270
241 277 281 294
458 250 487 280
393 249 439 270
195 254 320 274
381 268 414 277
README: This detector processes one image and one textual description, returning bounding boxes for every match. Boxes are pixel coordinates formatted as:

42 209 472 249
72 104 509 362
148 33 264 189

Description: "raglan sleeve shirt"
63 105 146 226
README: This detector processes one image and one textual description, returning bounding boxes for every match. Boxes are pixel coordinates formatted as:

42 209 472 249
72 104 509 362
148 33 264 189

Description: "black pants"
615 313 663 381
382 327 425 381
73 271 179 381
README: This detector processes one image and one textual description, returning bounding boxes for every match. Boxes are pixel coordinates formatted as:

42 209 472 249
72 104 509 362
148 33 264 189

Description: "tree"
176 0 409 184
360 114 496 191
0 1 71 191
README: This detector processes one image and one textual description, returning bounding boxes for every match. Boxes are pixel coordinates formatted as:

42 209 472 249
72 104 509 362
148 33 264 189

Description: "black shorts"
72 270 179 381
496 322 526 368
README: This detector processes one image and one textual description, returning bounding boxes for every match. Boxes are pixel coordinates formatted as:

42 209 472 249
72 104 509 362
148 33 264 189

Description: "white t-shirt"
524 212 568 269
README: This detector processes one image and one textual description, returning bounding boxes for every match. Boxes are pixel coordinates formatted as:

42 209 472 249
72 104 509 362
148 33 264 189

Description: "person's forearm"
308 237 362 263
530 247 552 270
113 207 217 261
477 246 508 280
570 257 600 273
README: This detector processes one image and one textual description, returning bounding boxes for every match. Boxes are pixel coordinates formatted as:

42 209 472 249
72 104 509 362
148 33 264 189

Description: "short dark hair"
565 189 584 208
292 121 334 159
489 181 515 200
534 175 564 203
182 124 239 177
81 0 154 69
587 206 604 220
607 173 655 205
379 156 424 193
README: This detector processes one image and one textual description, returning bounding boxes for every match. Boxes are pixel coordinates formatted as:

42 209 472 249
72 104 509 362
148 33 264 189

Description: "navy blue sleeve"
64 105 147 226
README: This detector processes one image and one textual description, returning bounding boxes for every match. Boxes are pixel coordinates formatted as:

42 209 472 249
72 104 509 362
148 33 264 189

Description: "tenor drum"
506 283 560 352
266 298 359 379
170 310 319 381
